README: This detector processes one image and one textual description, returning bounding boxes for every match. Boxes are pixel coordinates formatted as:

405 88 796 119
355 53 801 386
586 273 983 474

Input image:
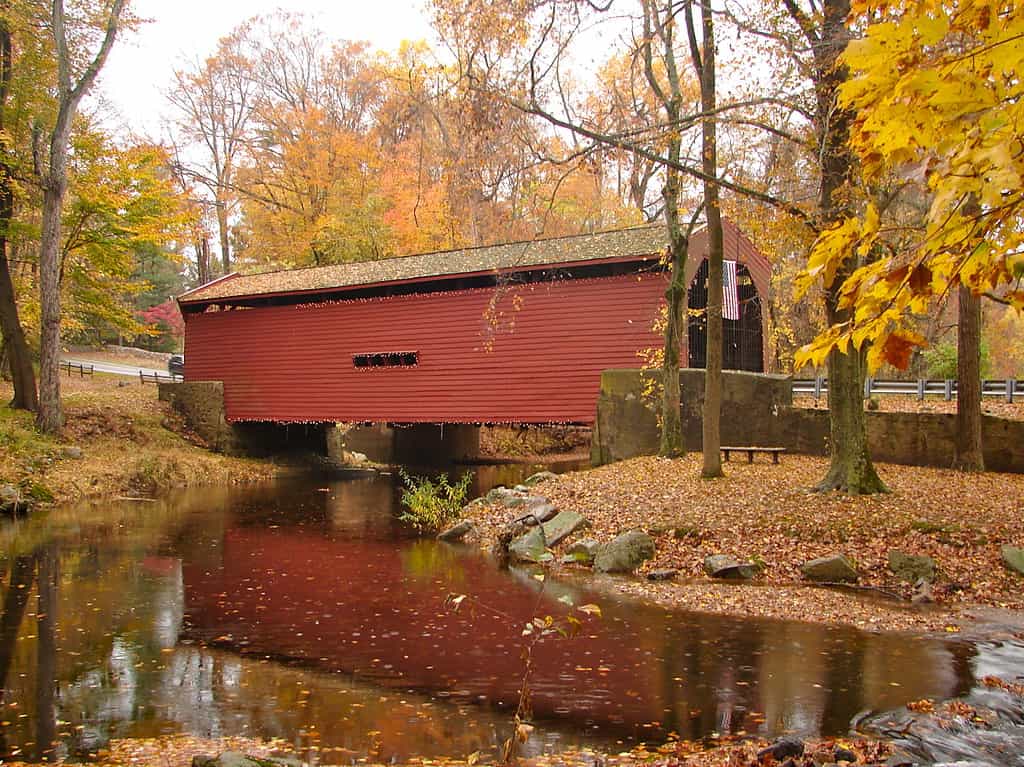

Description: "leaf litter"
465 453 1024 631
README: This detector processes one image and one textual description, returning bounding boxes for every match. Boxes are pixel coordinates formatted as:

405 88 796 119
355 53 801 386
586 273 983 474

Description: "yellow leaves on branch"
796 0 1024 371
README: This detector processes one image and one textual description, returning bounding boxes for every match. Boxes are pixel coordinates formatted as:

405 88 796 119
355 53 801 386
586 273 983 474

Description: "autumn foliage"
796 0 1024 371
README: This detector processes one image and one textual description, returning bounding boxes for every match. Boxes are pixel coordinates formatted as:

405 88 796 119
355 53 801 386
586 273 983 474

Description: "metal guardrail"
61 361 94 377
792 377 1021 403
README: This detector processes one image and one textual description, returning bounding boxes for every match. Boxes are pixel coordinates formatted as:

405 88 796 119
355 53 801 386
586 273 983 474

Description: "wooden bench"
721 446 785 464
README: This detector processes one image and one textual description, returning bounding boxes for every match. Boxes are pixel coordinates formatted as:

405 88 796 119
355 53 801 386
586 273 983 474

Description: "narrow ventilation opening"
353 351 419 368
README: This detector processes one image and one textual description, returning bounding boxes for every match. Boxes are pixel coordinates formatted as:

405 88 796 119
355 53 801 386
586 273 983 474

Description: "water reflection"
0 471 1010 765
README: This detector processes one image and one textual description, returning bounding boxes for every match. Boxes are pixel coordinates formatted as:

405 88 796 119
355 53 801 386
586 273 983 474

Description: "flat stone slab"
703 554 756 580
541 510 587 547
437 520 474 542
524 471 558 487
1002 545 1024 576
508 526 550 564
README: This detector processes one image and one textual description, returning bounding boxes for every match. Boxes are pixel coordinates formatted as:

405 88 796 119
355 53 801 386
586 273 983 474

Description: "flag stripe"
723 260 740 320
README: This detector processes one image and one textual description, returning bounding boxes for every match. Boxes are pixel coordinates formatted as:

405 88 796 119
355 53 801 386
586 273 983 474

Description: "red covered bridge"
178 221 770 428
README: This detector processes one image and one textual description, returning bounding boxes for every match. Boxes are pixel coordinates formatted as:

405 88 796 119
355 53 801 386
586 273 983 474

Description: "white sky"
98 0 437 137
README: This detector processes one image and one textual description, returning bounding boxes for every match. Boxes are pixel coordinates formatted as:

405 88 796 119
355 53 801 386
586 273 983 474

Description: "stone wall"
592 368 1024 473
158 381 240 454
591 369 792 464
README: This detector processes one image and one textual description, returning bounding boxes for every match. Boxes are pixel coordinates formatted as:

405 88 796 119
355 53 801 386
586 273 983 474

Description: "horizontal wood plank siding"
184 272 668 424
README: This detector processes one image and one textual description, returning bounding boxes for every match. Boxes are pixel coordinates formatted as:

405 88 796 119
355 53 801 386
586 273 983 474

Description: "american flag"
723 259 740 320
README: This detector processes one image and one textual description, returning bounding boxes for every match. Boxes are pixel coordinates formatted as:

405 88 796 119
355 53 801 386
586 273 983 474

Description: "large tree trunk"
954 284 984 471
660 172 688 458
698 0 723 479
815 342 887 492
36 0 126 433
807 0 886 493
0 247 36 410
37 180 66 433
0 7 36 411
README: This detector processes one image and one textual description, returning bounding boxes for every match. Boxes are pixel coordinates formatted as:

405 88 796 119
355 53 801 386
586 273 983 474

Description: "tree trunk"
196 234 211 285
698 0 723 479
815 342 887 492
954 284 984 471
215 198 230 273
660 173 688 458
0 6 36 411
37 181 66 434
0 246 37 410
807 0 886 493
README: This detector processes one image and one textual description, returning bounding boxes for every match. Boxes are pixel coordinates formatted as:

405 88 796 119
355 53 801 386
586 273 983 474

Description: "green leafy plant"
397 469 473 532
923 341 992 380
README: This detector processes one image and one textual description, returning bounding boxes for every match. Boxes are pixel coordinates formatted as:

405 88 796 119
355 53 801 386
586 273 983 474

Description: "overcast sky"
98 0 436 137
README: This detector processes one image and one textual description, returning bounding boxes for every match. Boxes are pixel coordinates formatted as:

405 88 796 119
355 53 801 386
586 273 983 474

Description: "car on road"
168 354 185 377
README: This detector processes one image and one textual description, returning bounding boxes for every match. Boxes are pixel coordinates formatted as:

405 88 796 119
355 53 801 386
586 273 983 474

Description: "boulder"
522 497 558 522
523 471 558 487
757 737 804 762
703 554 756 580
541 511 588 547
1001 545 1024 576
437 520 474 542
61 446 83 459
593 531 655 574
888 551 937 583
801 554 858 583
561 538 599 565
647 568 679 581
508 526 550 564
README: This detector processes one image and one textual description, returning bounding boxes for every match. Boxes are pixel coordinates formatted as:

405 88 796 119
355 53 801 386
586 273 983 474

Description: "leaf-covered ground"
0 374 275 505
465 454 1024 632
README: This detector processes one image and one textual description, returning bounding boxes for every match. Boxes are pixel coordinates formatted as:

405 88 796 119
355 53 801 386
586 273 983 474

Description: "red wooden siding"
184 272 668 424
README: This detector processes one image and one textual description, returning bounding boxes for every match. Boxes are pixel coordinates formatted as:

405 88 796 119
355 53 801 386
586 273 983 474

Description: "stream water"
0 466 1022 764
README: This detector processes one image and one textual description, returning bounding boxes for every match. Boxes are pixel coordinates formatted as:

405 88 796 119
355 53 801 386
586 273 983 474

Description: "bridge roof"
178 224 669 304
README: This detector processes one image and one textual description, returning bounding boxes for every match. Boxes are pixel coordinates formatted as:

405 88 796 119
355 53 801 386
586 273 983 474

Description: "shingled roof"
178 224 670 304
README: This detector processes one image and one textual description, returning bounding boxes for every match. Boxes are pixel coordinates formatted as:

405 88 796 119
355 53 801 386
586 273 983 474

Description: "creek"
0 465 1021 764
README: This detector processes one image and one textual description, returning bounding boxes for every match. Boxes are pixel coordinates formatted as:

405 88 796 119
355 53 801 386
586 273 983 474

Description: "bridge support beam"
327 423 480 465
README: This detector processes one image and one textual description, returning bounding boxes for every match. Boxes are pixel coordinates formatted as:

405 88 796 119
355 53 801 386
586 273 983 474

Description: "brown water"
0 469 1016 764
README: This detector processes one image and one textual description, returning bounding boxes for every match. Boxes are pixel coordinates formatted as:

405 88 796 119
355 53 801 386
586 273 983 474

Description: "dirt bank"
463 453 1024 632
0 373 275 507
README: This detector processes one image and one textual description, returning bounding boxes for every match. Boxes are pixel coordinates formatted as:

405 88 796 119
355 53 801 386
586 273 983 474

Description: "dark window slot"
352 351 419 368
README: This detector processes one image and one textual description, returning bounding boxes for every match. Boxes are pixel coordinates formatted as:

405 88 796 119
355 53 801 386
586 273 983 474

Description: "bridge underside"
325 423 481 465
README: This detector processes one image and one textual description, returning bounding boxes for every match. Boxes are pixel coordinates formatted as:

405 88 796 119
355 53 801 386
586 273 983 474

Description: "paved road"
61 356 171 378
